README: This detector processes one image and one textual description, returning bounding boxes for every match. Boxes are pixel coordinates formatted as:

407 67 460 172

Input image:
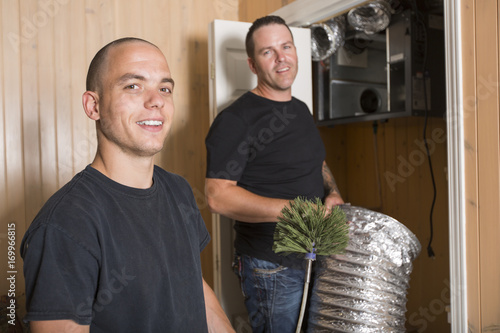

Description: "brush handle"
296 259 313 333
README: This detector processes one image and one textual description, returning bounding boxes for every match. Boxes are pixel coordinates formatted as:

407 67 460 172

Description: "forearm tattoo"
322 162 340 195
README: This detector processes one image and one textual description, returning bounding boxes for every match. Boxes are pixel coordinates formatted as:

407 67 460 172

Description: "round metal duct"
310 16 345 62
347 0 393 35
307 205 421 333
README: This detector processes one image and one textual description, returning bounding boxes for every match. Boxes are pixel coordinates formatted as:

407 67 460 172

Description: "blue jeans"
234 254 305 333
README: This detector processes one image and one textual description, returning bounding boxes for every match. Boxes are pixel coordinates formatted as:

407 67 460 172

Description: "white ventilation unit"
271 0 369 27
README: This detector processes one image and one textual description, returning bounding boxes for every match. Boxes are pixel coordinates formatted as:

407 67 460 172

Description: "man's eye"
160 87 172 93
125 84 139 90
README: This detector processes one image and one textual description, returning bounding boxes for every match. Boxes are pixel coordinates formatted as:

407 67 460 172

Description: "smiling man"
21 38 234 333
205 16 344 332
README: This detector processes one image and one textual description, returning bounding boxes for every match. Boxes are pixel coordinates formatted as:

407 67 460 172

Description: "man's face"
248 24 298 93
95 42 174 158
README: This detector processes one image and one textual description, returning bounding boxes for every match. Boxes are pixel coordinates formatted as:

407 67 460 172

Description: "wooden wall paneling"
36 0 58 207
0 0 8 299
239 0 295 22
433 117 450 262
1 0 26 299
54 0 73 188
461 0 480 329
0 1 6 218
433 117 451 332
69 0 92 180
238 0 258 22
318 126 348 200
99 0 115 43
213 0 238 20
406 117 450 332
403 117 425 331
115 0 142 39
379 120 396 214
408 117 426 250
363 116 451 332
141 0 171 58
344 123 362 205
371 120 384 210
85 0 113 161
189 2 213 288
82 0 108 174
402 119 420 330
159 0 187 176
369 121 386 212
345 121 381 210
476 0 500 328
392 118 411 222
19 0 42 225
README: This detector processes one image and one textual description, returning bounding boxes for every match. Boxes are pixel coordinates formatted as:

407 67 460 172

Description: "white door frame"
443 0 468 331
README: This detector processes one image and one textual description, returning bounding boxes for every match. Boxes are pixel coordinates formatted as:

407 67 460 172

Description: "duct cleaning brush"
273 197 350 333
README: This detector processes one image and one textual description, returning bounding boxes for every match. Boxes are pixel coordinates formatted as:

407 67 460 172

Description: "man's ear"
82 91 100 120
247 57 257 75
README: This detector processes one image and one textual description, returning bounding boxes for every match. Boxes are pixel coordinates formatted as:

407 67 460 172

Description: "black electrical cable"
423 96 437 259
412 1 436 258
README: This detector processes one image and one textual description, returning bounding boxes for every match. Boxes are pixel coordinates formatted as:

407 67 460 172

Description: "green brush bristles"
273 197 350 258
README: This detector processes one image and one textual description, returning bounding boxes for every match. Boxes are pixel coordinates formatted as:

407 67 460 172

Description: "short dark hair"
85 37 159 93
245 15 293 59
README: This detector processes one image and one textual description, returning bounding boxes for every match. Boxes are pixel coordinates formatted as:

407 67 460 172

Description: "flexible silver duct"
307 205 421 333
310 16 345 61
347 0 392 35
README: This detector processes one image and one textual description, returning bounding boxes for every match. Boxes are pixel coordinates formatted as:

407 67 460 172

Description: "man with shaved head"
22 37 234 333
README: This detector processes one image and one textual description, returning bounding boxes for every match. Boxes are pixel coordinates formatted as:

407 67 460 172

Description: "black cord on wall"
412 1 437 259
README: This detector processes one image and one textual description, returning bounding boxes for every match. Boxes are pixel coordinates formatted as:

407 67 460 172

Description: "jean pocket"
247 256 288 275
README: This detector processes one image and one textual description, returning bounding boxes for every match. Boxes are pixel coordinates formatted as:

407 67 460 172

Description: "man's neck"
91 149 156 189
251 86 292 102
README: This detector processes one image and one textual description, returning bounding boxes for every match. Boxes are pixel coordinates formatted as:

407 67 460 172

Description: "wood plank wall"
239 1 451 332
462 0 500 331
0 0 238 321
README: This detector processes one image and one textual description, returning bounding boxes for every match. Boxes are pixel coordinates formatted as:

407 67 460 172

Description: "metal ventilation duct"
310 16 346 61
308 205 421 332
347 0 393 35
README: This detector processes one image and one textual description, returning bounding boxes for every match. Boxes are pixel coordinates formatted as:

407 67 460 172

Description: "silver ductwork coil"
347 0 393 35
307 205 421 333
310 16 346 61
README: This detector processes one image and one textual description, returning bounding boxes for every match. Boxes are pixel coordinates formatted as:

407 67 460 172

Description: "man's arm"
205 178 290 223
203 279 235 333
29 320 89 333
322 161 344 210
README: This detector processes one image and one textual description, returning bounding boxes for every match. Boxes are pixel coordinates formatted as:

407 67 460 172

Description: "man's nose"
145 89 164 109
275 50 285 62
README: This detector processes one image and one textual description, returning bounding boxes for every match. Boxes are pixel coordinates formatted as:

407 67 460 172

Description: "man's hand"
324 190 344 214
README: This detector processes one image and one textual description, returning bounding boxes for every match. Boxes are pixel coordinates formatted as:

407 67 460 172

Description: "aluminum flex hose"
307 205 421 333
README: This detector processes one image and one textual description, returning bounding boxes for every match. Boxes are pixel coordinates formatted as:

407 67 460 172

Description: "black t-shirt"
205 92 326 268
21 165 210 332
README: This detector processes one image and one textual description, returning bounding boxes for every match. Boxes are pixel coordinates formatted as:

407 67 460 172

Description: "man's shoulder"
36 168 91 214
220 91 256 113
23 167 99 244
291 96 308 108
154 166 184 181
153 166 192 190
